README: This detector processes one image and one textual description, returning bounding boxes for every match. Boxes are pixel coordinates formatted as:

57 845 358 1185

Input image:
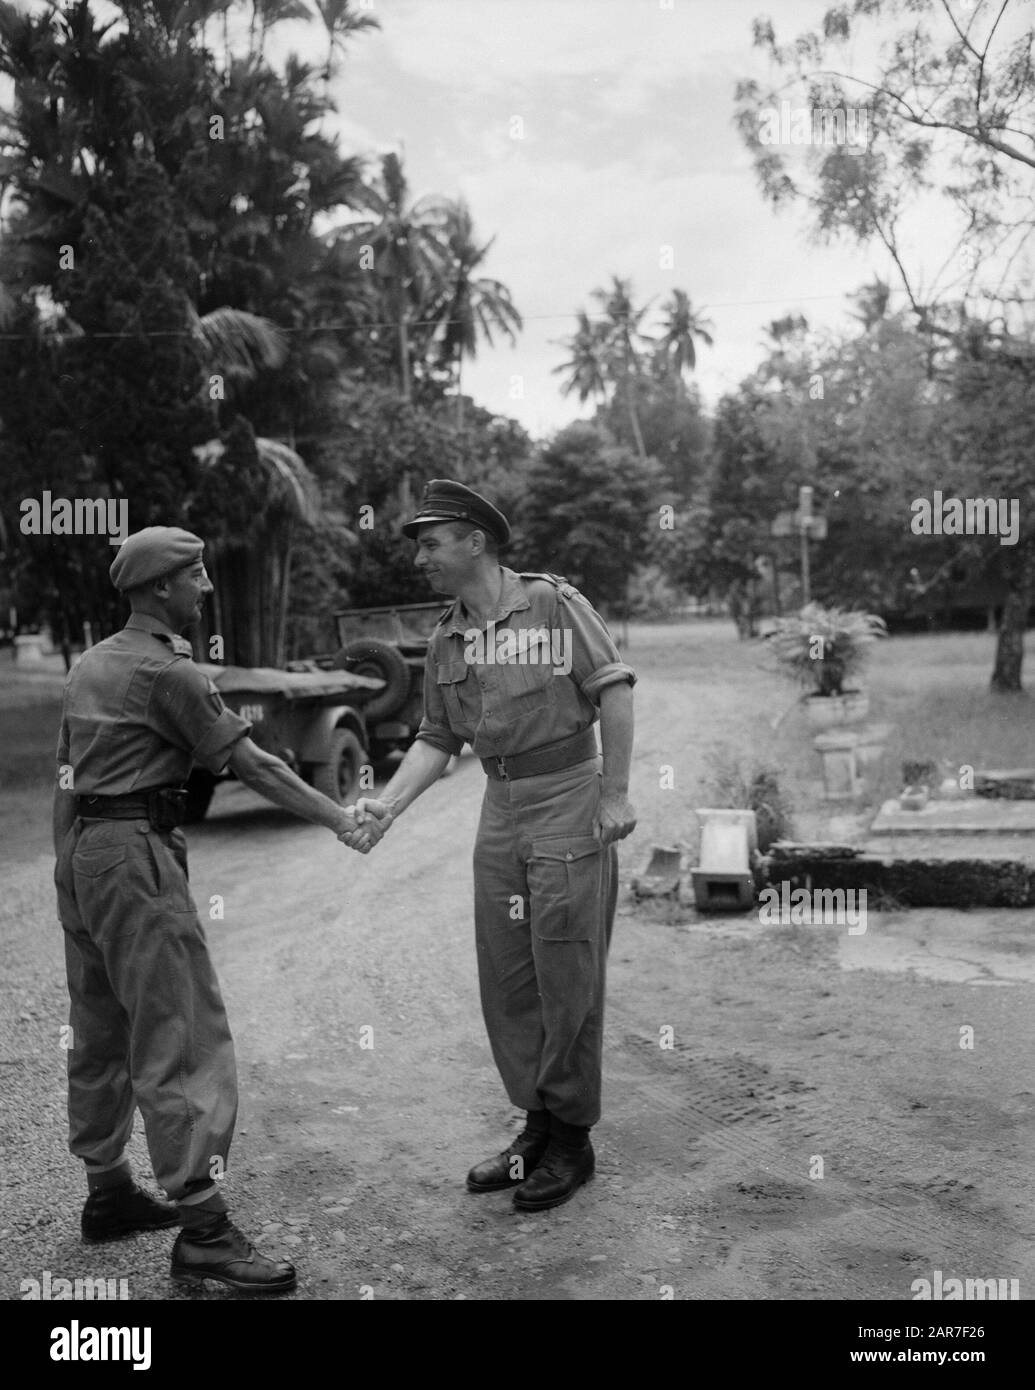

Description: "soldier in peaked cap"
350 479 637 1212
54 526 375 1292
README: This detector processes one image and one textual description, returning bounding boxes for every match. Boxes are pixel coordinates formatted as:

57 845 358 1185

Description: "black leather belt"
481 727 598 781
76 787 188 831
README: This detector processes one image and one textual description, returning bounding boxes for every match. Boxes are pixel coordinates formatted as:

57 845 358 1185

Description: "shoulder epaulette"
154 632 195 658
519 571 580 599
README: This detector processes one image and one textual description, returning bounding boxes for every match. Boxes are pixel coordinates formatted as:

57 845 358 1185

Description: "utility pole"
798 484 812 604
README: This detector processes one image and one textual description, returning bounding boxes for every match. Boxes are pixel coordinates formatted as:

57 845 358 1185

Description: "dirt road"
2 623 1034 1301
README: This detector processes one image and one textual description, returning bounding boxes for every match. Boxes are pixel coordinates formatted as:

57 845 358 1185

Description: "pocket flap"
73 843 129 877
436 659 470 685
531 834 601 863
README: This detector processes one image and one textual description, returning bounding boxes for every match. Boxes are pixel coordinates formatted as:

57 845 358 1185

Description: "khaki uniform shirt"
415 569 636 760
56 614 251 795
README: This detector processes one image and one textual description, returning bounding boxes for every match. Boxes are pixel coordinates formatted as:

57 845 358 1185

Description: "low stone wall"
975 770 1035 800
758 843 1035 908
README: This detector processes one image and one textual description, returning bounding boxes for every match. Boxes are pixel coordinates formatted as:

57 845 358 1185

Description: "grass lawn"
621 620 1035 852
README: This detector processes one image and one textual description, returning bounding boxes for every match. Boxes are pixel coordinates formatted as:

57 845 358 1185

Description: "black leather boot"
466 1126 550 1193
81 1182 179 1242
513 1139 595 1212
170 1218 296 1293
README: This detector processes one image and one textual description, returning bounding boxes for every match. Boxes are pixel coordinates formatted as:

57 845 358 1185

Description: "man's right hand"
337 799 395 853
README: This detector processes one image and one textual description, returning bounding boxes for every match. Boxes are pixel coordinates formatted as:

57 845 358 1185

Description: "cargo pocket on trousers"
528 835 604 941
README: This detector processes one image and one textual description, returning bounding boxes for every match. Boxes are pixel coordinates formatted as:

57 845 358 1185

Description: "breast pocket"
528 835 604 941
509 658 559 715
436 658 477 729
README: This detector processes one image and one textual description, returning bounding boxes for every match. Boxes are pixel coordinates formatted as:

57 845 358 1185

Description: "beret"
402 479 510 545
109 526 205 592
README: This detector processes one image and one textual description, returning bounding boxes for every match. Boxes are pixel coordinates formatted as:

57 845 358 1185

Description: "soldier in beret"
348 480 636 1211
54 526 376 1292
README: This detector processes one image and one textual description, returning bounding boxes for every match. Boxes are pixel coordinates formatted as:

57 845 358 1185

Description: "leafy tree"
734 0 1035 686
513 422 662 612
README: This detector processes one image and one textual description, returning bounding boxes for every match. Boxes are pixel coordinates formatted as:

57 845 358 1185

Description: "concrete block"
813 729 862 800
690 808 756 911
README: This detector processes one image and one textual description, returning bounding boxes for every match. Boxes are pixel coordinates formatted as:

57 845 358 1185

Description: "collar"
441 567 531 635
124 612 195 658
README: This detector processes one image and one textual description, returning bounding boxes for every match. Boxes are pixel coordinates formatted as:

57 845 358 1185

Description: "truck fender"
298 706 367 763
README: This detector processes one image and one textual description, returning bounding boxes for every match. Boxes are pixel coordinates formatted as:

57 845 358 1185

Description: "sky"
8 0 1032 440
298 0 1025 438
316 0 890 435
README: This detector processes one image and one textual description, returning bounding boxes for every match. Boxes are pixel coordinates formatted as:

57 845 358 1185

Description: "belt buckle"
495 755 509 781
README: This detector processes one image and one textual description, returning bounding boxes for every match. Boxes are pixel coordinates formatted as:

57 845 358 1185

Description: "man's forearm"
378 739 452 816
53 787 77 858
236 755 350 833
598 681 634 792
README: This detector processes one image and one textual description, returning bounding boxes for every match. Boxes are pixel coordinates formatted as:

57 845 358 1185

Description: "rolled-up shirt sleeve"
149 660 253 774
562 591 636 705
414 652 465 758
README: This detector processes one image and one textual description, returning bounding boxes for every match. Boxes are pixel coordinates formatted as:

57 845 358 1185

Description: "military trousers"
55 818 237 1202
472 757 618 1128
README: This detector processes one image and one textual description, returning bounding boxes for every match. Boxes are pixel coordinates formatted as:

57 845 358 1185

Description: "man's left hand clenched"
594 790 637 845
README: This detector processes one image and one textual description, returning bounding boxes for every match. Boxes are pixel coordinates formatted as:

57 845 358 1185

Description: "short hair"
449 520 500 556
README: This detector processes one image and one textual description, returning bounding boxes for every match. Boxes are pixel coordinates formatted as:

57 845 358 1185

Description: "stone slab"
870 798 1035 835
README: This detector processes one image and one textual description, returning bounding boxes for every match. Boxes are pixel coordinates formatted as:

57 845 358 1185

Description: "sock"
522 1108 550 1139
549 1116 591 1150
85 1160 132 1194
177 1192 229 1233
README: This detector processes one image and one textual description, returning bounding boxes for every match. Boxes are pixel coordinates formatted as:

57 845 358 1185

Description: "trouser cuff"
177 1192 229 1231
84 1158 132 1193
523 1108 550 1137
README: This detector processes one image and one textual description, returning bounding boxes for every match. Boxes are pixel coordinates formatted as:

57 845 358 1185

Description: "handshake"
336 798 395 854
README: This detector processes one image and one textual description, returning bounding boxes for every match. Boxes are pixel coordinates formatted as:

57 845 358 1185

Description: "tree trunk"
623 372 647 462
991 549 1034 691
398 316 411 403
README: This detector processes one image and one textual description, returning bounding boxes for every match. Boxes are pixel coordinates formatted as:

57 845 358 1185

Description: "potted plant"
766 602 887 727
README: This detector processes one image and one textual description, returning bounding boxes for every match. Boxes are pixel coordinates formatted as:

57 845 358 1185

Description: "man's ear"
470 528 486 556
151 575 171 600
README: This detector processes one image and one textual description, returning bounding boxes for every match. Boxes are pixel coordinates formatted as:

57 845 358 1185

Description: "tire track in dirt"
601 1016 1035 1298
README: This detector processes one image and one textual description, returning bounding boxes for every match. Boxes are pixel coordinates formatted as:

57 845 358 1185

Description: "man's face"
413 522 477 596
160 559 213 629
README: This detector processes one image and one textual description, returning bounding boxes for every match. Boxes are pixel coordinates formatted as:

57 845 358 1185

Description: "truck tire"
183 769 217 823
311 727 365 805
335 639 412 722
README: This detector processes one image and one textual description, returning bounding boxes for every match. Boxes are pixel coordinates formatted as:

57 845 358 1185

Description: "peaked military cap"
402 479 510 545
109 526 205 592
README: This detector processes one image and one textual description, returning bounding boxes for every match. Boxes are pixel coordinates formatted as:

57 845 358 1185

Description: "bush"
702 748 795 853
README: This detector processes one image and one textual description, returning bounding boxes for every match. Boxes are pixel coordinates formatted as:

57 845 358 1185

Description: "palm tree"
553 308 610 412
428 200 523 425
313 0 381 84
656 289 714 376
249 0 311 62
332 152 452 405
554 277 652 461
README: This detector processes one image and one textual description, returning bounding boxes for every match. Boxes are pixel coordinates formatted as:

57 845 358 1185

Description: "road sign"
770 512 827 539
